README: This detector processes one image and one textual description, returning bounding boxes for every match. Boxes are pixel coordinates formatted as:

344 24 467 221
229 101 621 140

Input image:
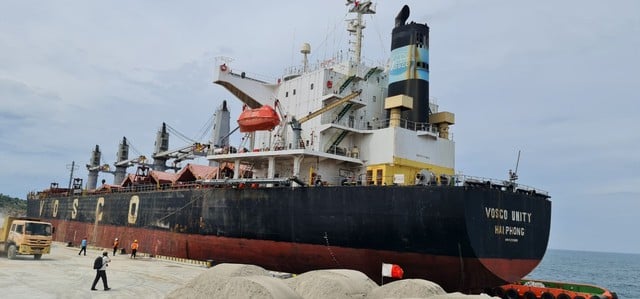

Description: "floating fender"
574 296 586 299
523 291 537 299
541 292 556 299
611 292 618 299
504 288 519 299
589 296 606 299
557 293 571 299
493 287 505 298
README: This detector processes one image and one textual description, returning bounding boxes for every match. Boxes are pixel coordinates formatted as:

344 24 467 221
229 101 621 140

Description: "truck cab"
1 217 53 260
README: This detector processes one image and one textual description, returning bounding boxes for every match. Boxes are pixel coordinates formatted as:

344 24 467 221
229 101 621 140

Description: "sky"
1 0 639 255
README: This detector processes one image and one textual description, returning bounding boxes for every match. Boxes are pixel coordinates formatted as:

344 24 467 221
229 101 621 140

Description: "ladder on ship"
364 67 380 81
333 103 354 124
332 74 359 124
339 75 356 94
326 130 349 155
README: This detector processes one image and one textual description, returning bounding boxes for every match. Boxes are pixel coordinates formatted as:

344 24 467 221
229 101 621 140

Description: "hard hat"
134 240 138 242
115 238 118 240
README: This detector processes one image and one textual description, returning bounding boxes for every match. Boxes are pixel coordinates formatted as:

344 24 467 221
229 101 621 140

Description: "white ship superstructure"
209 1 455 186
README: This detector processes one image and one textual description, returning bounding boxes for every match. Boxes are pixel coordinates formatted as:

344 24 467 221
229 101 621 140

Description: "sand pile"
367 279 446 299
219 275 301 299
166 263 497 299
286 269 378 299
165 263 300 299
368 280 494 298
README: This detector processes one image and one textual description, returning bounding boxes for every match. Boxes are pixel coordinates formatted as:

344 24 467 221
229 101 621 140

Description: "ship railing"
326 145 349 157
320 117 438 133
197 177 301 187
282 52 349 79
456 174 549 196
281 52 380 80
322 116 369 130
363 118 439 134
45 175 548 196
106 183 189 194
227 70 273 84
219 62 275 84
398 119 439 133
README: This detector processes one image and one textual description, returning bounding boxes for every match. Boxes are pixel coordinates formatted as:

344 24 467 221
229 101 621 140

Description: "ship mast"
346 0 376 65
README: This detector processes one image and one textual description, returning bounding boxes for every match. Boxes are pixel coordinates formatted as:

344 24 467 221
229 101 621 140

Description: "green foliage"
0 194 27 217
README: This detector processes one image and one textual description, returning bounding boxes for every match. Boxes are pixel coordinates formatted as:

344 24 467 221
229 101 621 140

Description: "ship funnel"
387 5 430 124
395 5 410 28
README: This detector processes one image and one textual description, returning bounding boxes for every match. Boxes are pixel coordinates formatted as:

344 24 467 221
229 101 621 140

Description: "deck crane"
84 137 152 186
152 142 210 169
289 89 362 149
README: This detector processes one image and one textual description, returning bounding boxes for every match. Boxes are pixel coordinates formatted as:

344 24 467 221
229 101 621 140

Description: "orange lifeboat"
237 105 280 132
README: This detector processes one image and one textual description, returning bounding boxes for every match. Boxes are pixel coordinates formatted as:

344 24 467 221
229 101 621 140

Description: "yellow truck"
0 217 53 259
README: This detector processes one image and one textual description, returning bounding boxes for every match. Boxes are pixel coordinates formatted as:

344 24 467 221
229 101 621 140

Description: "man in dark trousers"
130 240 139 259
78 237 87 256
112 238 119 256
91 251 111 291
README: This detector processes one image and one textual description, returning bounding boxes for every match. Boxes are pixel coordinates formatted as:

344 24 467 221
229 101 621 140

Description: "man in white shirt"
91 251 111 291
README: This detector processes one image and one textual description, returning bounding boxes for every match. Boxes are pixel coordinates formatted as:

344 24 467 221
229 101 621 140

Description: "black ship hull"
28 185 550 292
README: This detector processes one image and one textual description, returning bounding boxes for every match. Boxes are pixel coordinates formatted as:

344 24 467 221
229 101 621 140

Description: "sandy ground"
0 242 495 299
0 242 207 299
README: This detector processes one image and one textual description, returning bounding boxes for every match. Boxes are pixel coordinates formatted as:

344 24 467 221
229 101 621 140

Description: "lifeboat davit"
237 105 280 132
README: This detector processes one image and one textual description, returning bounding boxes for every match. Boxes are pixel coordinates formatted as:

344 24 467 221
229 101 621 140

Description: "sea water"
526 249 640 298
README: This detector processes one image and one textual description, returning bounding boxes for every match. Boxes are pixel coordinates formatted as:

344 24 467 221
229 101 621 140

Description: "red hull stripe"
51 219 537 292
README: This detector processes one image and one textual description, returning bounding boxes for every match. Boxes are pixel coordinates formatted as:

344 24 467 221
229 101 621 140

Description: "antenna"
66 161 78 196
509 150 521 182
346 0 376 65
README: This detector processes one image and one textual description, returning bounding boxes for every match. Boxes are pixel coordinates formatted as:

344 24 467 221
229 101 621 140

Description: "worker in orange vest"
130 240 139 259
112 238 119 256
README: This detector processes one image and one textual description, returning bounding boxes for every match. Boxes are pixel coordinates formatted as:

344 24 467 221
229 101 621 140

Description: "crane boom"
114 155 148 167
297 90 362 124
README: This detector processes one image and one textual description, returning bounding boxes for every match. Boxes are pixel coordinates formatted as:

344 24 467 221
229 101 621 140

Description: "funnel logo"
389 45 428 84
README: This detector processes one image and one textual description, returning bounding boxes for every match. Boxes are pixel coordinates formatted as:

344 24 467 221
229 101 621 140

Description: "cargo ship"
27 1 551 293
